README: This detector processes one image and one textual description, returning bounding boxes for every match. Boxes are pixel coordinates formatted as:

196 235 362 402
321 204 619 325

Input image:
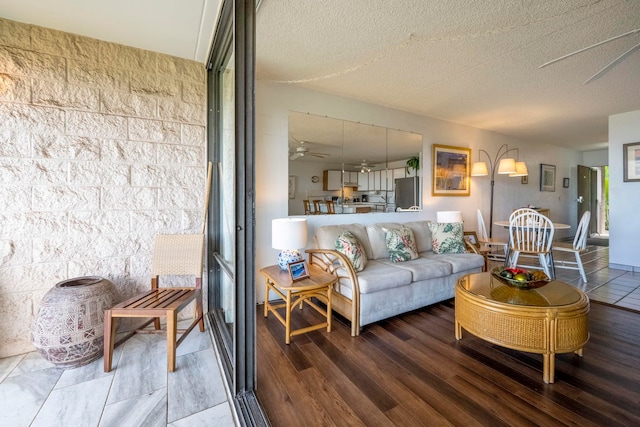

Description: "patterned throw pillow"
384 226 419 263
427 222 466 254
335 231 368 272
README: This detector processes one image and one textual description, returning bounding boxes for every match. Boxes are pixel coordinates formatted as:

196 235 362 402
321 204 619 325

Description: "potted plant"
406 156 420 174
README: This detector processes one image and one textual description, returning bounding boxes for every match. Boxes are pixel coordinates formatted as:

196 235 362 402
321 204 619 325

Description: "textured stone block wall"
0 18 207 357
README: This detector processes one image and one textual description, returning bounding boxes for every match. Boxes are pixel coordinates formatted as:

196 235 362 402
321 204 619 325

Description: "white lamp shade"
509 161 529 177
436 211 463 223
471 162 488 176
272 218 308 250
497 158 516 174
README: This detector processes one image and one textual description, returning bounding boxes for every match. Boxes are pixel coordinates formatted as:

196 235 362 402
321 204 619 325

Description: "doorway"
577 165 609 238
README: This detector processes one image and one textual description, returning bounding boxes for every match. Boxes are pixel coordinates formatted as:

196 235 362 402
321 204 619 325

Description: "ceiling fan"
354 160 376 173
540 28 640 84
289 139 330 161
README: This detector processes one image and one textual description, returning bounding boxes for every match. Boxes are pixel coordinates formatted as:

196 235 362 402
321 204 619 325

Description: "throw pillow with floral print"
335 230 368 272
427 222 466 254
384 226 419 263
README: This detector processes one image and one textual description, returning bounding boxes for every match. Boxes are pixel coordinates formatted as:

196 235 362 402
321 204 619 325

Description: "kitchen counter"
343 202 386 213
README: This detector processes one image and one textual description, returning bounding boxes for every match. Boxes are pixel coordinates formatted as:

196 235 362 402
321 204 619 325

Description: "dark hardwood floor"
256 299 640 426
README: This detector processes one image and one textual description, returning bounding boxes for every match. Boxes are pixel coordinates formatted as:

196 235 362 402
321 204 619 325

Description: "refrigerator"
394 177 419 209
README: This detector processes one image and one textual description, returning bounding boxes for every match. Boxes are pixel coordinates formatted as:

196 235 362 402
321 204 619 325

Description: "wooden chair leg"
103 310 117 372
196 296 205 332
167 311 177 372
154 317 161 330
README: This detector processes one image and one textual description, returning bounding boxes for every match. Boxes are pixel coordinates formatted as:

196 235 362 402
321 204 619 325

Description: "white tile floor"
2 244 639 427
0 321 237 427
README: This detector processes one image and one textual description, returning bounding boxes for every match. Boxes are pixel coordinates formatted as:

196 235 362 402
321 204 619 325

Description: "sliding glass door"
207 0 265 424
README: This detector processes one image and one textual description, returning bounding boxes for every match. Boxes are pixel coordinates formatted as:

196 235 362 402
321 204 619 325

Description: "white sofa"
307 221 484 336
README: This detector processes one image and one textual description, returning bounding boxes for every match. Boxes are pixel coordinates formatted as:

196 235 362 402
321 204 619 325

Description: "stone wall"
0 18 207 357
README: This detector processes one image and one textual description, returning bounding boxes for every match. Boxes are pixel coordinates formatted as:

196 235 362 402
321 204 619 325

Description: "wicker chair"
104 234 205 372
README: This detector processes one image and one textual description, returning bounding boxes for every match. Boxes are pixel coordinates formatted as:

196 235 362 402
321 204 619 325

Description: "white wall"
608 110 640 271
582 149 608 166
256 82 582 302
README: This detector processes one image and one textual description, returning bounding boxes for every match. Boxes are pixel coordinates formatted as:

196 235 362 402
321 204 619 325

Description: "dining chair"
313 200 326 214
303 200 312 215
325 200 336 214
476 209 508 261
553 211 591 282
507 210 555 278
104 233 205 373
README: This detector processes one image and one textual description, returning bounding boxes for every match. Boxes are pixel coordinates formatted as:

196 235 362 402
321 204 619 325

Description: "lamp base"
277 249 302 270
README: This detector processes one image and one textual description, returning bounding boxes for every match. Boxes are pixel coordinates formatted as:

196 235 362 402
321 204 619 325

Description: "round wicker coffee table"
455 272 589 383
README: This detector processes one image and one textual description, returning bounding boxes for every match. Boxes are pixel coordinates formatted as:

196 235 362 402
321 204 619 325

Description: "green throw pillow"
384 226 419 263
335 231 368 272
427 222 466 254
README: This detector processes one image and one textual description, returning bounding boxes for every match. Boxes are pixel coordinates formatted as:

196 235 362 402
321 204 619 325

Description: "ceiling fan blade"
584 40 640 84
289 153 303 160
309 152 329 158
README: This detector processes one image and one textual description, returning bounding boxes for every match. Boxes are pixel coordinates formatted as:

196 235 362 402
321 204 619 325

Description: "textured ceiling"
3 1 639 151
0 0 221 62
257 0 640 151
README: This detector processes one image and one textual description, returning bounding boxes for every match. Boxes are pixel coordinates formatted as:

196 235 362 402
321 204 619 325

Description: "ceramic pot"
32 276 116 368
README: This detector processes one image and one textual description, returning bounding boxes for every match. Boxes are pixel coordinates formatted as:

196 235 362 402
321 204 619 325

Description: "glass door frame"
207 0 265 424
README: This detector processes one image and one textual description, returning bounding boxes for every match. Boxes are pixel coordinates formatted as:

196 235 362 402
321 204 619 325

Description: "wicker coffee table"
455 272 589 383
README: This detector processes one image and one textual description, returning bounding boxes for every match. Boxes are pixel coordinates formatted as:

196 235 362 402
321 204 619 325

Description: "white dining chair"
553 211 591 282
507 210 555 278
476 209 508 261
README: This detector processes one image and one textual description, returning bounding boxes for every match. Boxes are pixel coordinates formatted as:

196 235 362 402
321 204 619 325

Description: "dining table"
493 220 570 230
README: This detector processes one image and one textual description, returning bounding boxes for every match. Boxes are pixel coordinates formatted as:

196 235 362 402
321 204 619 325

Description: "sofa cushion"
384 226 419 263
316 224 373 259
427 222 466 254
377 257 452 281
403 220 433 252
420 252 485 273
347 260 413 293
366 223 402 260
335 231 368 272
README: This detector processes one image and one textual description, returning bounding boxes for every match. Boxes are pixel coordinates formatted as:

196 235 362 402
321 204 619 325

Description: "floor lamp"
471 144 528 238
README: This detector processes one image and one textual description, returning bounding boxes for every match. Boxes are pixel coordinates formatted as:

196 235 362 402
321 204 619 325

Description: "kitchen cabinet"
380 169 387 190
345 171 359 187
391 168 406 190
368 171 374 190
358 172 369 191
386 169 395 190
374 170 381 190
323 170 342 191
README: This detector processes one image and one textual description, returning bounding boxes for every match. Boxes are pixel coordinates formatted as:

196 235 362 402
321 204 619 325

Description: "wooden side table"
260 264 336 344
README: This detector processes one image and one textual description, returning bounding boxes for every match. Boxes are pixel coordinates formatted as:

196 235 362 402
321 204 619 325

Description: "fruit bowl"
491 267 551 289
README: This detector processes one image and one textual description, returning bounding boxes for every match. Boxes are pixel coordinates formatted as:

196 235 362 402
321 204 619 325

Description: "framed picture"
540 164 556 192
521 175 528 185
563 177 570 188
463 231 480 249
432 144 471 196
288 260 309 282
623 142 640 182
288 176 296 199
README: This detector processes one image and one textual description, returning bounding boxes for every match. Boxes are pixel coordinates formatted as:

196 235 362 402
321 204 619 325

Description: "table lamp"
436 211 463 223
272 218 308 270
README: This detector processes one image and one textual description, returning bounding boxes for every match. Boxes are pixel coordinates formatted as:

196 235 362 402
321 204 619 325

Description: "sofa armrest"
306 248 362 336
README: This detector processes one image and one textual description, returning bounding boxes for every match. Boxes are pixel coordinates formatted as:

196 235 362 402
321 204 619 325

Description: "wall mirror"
288 111 423 215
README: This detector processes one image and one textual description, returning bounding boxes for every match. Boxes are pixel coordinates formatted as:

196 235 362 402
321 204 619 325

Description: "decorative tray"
491 267 550 289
